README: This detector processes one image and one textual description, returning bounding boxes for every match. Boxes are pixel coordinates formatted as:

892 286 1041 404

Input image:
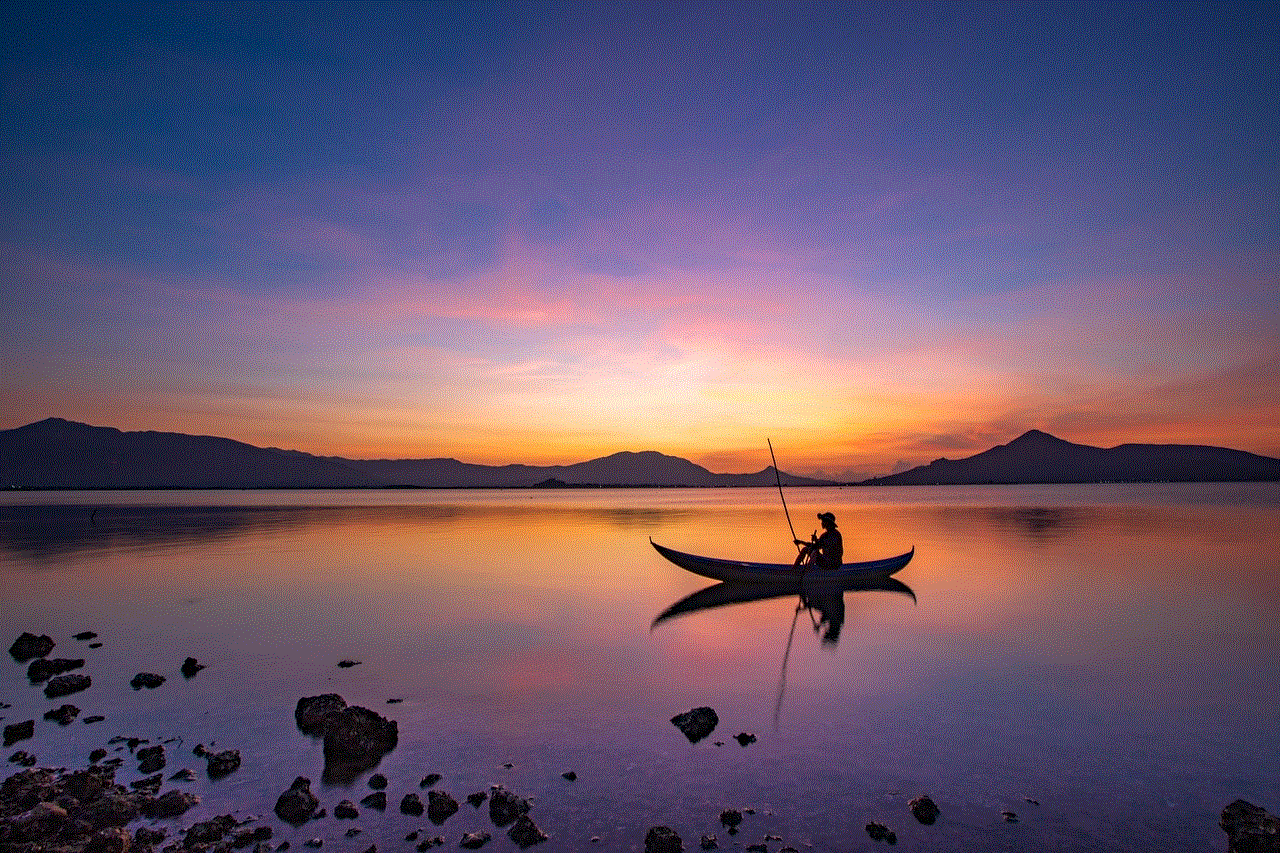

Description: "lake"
2 484 1277 851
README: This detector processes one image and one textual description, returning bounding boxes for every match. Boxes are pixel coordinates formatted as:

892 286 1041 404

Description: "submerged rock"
204 748 241 779
645 826 683 853
74 631 98 641
460 831 491 849
671 707 718 743
44 704 81 725
334 800 359 820
865 821 896 843
909 794 940 825
181 657 206 678
360 791 387 810
135 744 165 773
295 694 348 735
27 657 85 683
1220 800 1280 853
427 790 459 825
44 673 91 698
733 732 757 746
508 814 548 848
4 720 34 747
9 632 55 661
130 672 165 690
489 786 530 827
274 776 320 825
400 793 424 816
321 706 398 779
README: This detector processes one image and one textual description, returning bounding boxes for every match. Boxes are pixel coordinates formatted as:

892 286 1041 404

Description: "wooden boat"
650 538 914 583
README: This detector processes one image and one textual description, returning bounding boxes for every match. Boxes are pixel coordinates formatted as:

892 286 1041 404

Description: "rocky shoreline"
4 632 1276 852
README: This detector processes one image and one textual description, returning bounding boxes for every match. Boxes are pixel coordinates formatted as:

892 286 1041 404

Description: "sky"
1 1 1277 479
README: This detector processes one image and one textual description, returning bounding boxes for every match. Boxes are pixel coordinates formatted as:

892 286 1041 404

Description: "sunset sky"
2 1 1277 479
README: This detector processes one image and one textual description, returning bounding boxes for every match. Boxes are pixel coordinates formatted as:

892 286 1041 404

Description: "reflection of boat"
650 538 914 583
651 574 916 629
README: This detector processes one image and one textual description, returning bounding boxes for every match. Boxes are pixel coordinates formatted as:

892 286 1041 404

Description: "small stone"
130 672 165 689
144 789 199 818
9 632 55 661
334 800 359 819
369 773 388 789
181 657 206 678
337 659 361 668
84 715 106 724
562 771 577 781
28 657 85 683
508 814 548 848
489 786 530 827
865 821 896 843
204 748 241 779
419 772 441 787
427 789 458 825
9 750 36 766
90 748 108 762
670 707 718 743
169 768 197 781
75 631 98 641
3 720 34 747
1001 811 1019 823
360 791 386 810
295 694 347 735
136 744 165 773
719 810 742 829
746 845 767 853
44 704 80 725
346 828 362 838
460 831 491 849
734 732 757 746
400 792 424 816
275 776 320 824
700 834 718 849
909 794 940 825
467 791 488 808
303 839 322 849
645 826 682 853
45 673 91 698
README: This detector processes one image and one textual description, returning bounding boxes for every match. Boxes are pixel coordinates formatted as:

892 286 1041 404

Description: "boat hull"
650 538 914 583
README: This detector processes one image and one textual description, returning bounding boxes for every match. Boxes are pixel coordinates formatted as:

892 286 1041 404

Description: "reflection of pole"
772 601 803 729
768 439 801 553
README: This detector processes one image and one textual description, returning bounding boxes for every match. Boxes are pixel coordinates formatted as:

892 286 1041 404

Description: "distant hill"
0 418 830 489
857 429 1280 485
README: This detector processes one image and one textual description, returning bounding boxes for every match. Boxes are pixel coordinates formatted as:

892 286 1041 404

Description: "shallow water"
2 484 1277 851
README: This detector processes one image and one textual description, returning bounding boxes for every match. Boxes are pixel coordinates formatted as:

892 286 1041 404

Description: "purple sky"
2 1 1276 477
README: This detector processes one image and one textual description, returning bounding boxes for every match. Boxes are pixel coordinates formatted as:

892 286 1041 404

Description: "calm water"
2 484 1277 851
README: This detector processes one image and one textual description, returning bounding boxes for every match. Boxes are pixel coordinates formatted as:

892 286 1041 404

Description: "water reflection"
652 574 917 641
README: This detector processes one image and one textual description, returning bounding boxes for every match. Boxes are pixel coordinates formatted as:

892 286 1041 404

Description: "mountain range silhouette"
1 419 1276 489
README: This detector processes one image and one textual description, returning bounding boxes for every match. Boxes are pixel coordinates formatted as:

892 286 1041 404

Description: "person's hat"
817 512 836 524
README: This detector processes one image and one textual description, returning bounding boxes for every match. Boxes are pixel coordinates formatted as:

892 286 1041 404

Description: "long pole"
768 438 801 552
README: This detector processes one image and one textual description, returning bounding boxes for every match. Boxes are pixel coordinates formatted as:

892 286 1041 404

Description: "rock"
168 768 196 781
85 826 131 853
719 810 742 830
10 750 37 766
645 826 683 853
44 703 81 724
369 773 388 789
671 707 718 743
27 657 85 683
304 839 323 849
460 831 491 848
1220 800 1280 853
142 789 199 818
489 786 530 827
84 714 106 724
45 673 92 698
734 732 757 746
75 631 98 641
185 815 237 845
334 800 359 819
561 771 577 781
1001 811 1019 823
4 720 34 747
509 814 548 848
136 744 165 773
467 791 488 808
427 790 458 825
419 772 442 787
134 826 166 845
360 791 386 810
130 672 165 689
400 793 424 816
90 748 108 762
130 773 163 792
9 632 55 661
295 694 348 735
338 659 361 668
700 835 718 850
746 845 767 853
274 776 320 825
181 657 205 678
204 748 241 779
865 822 896 843
909 794 940 825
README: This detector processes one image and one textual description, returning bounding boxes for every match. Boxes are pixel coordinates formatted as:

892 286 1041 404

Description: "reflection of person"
794 512 844 570
803 587 845 645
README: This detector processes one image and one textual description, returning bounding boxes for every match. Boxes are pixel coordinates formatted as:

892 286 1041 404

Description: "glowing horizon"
2 3 1276 481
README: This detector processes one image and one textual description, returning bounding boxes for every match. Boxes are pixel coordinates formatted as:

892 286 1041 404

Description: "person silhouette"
794 512 844 570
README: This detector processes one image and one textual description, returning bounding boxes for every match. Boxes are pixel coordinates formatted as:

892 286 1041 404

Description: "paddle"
768 438 803 554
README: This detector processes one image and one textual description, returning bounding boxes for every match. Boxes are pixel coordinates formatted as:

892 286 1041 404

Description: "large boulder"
1221 800 1280 853
320 705 398 778
295 694 348 735
489 786 530 827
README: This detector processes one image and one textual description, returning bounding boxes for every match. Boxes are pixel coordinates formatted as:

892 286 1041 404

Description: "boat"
649 538 914 584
